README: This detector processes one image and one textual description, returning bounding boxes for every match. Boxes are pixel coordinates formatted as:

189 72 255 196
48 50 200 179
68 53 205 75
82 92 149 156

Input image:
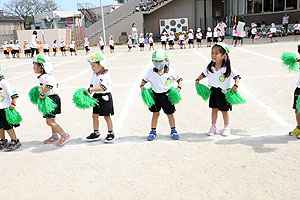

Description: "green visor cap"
152 49 168 61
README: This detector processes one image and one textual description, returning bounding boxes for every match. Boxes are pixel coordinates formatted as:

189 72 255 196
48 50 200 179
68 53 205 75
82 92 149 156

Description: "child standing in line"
0 65 21 151
195 43 241 136
251 24 258 44
85 52 115 143
139 33 145 51
13 40 21 58
294 20 300 42
269 23 278 43
161 32 167 50
98 37 105 54
84 37 90 55
178 31 185 49
128 35 133 52
188 29 195 48
9 40 16 58
2 41 9 59
213 28 220 44
140 49 183 141
43 40 50 56
109 36 115 53
206 27 213 47
231 25 237 45
32 54 70 146
167 31 175 50
69 40 77 56
24 40 31 58
196 28 202 48
59 39 67 56
148 33 154 51
52 40 57 57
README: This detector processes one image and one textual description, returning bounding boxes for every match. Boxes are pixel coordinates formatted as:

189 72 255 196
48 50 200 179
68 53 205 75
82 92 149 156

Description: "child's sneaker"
289 126 300 136
56 133 70 146
0 139 7 150
104 133 115 143
147 130 157 141
221 127 231 137
207 125 217 136
86 132 101 142
170 129 180 140
44 135 59 144
4 139 21 151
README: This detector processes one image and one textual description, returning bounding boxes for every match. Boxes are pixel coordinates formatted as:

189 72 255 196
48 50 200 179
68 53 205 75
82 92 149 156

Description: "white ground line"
192 48 291 127
238 47 282 63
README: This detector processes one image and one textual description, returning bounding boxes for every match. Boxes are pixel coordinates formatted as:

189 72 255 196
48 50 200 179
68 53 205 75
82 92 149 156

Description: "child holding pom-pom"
195 43 241 137
0 65 21 151
32 55 70 146
84 52 115 143
140 49 183 141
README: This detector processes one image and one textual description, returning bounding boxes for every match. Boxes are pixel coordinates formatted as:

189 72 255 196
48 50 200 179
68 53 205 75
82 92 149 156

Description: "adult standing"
282 13 289 37
30 31 39 57
132 23 138 47
216 19 227 42
234 16 245 47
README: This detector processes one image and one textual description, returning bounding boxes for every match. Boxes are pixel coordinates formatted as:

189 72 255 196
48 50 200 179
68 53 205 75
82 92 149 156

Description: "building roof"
0 16 24 22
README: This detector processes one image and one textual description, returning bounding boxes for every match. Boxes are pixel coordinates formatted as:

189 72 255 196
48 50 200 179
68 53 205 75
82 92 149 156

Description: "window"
264 0 273 12
247 0 253 14
254 0 262 13
286 0 297 10
274 0 284 12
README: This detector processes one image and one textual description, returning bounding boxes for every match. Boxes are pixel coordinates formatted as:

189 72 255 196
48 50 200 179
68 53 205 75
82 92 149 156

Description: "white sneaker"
207 125 217 136
221 127 231 137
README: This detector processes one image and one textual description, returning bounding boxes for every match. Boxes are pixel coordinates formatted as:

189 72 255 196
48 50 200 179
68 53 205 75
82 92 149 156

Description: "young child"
196 28 202 48
294 20 300 42
59 39 67 56
24 40 31 58
109 36 115 53
69 40 77 56
98 37 105 54
269 23 278 43
178 31 185 49
84 52 115 143
161 33 167 50
9 40 16 58
140 49 183 141
52 40 57 57
195 43 241 136
188 29 195 48
2 41 9 59
148 33 154 51
84 37 90 55
213 27 220 44
206 27 213 47
231 25 237 45
43 40 50 56
139 33 145 51
251 24 258 44
32 54 70 146
14 40 21 58
127 35 133 52
0 65 21 151
168 31 175 50
182 31 187 49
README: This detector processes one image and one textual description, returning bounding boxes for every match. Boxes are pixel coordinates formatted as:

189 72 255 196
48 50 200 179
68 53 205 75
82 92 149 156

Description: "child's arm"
140 80 147 91
9 97 17 110
177 80 183 92
40 87 51 99
85 86 106 94
232 77 240 93
195 73 206 85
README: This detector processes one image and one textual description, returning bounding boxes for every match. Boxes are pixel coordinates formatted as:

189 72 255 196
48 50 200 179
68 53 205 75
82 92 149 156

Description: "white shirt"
143 67 182 93
30 35 38 48
132 27 138 39
251 28 257 34
283 16 289 24
188 33 194 39
38 74 59 96
202 64 240 90
149 37 153 43
99 40 104 46
196 33 202 39
216 23 227 36
43 44 49 49
206 32 212 37
237 21 245 37
213 31 219 37
139 37 145 43
270 27 277 33
69 43 75 49
0 77 18 109
294 24 300 30
109 40 114 46
161 35 167 41
53 43 57 49
168 35 175 41
90 70 112 94
2 44 7 50
84 41 89 47
25 44 30 50
59 42 65 47
179 34 185 40
13 44 20 50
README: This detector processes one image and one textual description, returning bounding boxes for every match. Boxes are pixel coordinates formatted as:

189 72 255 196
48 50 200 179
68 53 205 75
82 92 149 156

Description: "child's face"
90 62 102 73
33 62 42 74
211 47 225 63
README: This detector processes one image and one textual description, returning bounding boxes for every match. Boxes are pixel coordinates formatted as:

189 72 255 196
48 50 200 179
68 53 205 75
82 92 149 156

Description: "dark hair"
132 23 136 27
33 31 37 35
35 62 45 74
298 45 300 54
207 45 231 78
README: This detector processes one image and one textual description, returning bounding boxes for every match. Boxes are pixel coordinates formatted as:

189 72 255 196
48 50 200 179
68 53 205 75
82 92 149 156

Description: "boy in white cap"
98 37 105 54
148 33 154 51
84 37 90 54
32 54 70 146
43 40 50 56
85 52 115 143
161 32 167 50
168 31 175 50
2 41 10 59
206 27 213 47
69 40 77 56
140 49 183 141
251 24 258 44
139 33 145 51
59 39 67 56
24 40 31 58
127 35 133 52
188 29 195 48
269 23 278 43
196 28 202 48
178 31 185 49
0 65 21 151
109 36 115 53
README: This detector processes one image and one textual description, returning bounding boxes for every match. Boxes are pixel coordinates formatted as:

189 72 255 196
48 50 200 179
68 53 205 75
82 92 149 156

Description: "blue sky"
1 0 116 11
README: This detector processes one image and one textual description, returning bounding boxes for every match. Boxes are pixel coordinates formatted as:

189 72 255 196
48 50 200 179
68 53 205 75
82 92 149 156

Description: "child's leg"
92 114 99 131
295 110 300 127
0 128 5 140
221 111 229 125
212 108 218 124
6 129 17 141
46 118 64 135
104 116 113 132
167 114 175 128
151 112 160 129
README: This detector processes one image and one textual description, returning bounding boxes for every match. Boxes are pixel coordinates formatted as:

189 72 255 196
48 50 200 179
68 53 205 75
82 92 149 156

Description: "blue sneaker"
0 139 7 150
170 129 180 140
4 139 21 151
147 130 157 141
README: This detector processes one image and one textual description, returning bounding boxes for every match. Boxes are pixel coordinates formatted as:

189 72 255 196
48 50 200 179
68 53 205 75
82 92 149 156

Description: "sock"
94 130 99 134
171 127 176 130
224 124 230 128
151 128 156 132
52 133 59 138
108 131 113 134
212 123 216 127
61 132 68 136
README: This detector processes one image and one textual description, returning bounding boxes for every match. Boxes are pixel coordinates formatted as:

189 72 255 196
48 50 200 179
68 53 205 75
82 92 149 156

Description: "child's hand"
232 85 238 93
295 58 300 62
195 79 199 86
40 93 45 99
140 85 145 91
9 104 15 110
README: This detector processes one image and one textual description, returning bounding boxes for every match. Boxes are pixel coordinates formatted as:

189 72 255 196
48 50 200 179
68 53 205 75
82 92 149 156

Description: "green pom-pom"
196 84 211 101
28 86 40 104
37 96 57 115
281 52 299 72
168 87 182 105
72 88 99 109
225 89 246 105
296 96 300 113
141 88 155 107
5 108 22 125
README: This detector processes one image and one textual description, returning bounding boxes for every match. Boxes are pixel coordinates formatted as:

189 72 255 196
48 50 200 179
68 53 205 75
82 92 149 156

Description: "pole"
204 0 207 30
100 0 106 45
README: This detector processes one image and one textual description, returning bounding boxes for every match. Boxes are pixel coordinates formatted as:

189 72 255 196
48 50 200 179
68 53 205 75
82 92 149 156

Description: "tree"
3 0 59 29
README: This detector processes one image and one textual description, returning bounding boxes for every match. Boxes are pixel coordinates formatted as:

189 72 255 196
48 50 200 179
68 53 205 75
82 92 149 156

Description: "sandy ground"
1 37 300 200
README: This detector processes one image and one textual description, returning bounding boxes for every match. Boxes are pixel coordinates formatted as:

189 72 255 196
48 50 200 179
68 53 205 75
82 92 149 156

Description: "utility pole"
100 0 106 45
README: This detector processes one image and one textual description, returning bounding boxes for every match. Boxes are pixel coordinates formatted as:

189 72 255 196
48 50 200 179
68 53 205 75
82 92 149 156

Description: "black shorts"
207 37 213 42
25 49 31 54
213 37 219 42
11 50 16 54
85 46 90 51
43 95 61 118
188 39 194 44
43 49 49 53
70 48 75 52
128 45 132 49
100 45 104 50
93 93 114 116
251 34 256 39
161 41 166 45
149 91 176 114
149 43 153 47
197 38 202 43
168 41 174 45
53 48 56 52
139 43 145 47
209 87 232 111
60 47 66 52
293 88 300 110
0 109 20 130
295 30 300 35
110 45 115 50
4 50 9 55
232 36 237 40
271 33 277 37
237 37 243 40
